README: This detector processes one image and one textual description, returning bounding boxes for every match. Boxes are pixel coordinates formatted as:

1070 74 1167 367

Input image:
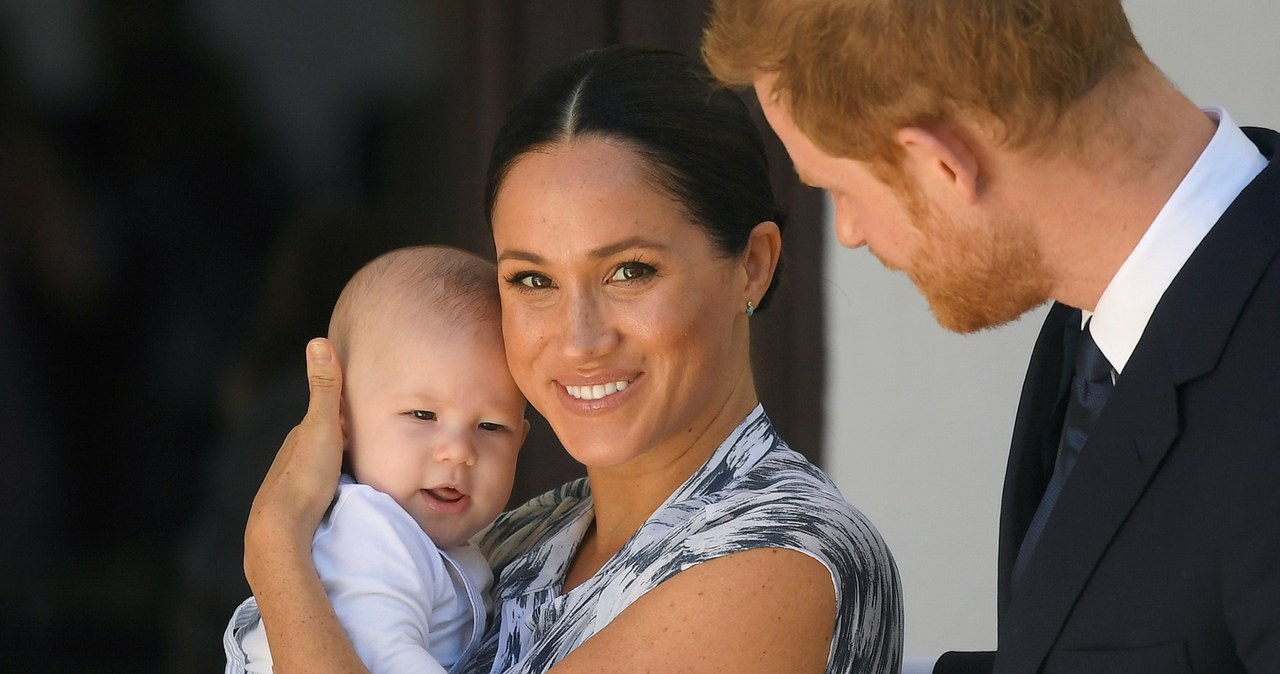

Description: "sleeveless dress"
458 405 903 674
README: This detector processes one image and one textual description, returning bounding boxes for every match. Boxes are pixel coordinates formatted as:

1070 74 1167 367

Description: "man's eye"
610 262 655 282
478 422 506 432
411 410 436 421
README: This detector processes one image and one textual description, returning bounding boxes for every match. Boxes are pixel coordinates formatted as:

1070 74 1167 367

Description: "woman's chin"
557 432 643 470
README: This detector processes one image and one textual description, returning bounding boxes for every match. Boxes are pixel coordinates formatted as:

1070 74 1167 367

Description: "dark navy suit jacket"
938 127 1280 674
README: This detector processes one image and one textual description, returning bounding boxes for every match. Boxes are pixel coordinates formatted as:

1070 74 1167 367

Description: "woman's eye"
609 262 655 282
506 272 554 290
478 422 506 432
411 410 436 421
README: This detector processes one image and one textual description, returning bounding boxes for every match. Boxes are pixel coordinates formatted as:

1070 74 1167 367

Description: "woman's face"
491 138 754 471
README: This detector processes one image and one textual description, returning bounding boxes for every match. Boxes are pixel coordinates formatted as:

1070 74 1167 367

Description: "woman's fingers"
284 338 345 513
238 341 365 672
302 337 343 436
245 338 346 578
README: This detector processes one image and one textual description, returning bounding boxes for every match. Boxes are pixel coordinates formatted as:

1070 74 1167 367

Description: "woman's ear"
895 125 980 206
741 220 783 305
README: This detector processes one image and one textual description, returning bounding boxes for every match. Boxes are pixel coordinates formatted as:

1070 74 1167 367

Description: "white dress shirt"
1089 107 1266 372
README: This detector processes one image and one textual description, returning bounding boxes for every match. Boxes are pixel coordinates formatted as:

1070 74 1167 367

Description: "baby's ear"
519 418 531 448
337 399 355 476
338 396 351 446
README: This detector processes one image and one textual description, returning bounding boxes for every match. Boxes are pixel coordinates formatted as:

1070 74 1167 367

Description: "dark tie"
1012 319 1114 585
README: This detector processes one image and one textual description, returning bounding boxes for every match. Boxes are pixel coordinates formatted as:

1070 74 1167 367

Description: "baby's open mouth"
425 487 464 503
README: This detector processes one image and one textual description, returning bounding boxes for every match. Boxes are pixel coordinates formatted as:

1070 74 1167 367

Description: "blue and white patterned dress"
458 405 903 674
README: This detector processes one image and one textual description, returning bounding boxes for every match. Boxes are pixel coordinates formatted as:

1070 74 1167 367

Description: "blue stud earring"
746 300 755 317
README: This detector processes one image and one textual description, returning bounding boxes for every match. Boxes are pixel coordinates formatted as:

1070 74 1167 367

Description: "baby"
224 245 528 673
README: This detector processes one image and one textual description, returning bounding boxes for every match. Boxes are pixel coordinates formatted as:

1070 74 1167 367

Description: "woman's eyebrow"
498 237 671 264
497 249 543 264
589 237 671 259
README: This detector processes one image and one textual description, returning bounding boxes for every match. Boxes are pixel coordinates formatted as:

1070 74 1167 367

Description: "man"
704 2 1280 672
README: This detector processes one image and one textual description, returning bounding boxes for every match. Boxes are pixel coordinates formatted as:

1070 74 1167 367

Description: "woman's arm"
550 547 837 673
242 338 371 674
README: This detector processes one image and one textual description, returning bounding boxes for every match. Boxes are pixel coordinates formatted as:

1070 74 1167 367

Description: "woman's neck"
563 375 759 591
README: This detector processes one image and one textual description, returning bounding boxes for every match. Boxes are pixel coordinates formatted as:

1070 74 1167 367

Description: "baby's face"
343 321 527 549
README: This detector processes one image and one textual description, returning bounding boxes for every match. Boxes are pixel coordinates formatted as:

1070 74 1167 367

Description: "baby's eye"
411 410 436 421
478 422 506 432
609 262 655 282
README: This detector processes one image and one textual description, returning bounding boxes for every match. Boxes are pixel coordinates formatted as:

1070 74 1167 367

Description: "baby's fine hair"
327 245 500 365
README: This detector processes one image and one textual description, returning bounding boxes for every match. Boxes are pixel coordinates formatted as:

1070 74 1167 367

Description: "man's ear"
741 220 783 306
895 126 980 205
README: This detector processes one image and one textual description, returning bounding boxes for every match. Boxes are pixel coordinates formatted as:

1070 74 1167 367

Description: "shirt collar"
1089 107 1267 373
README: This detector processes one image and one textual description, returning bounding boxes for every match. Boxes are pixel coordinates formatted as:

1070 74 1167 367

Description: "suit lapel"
997 302 1075 613
997 344 1180 671
995 128 1280 672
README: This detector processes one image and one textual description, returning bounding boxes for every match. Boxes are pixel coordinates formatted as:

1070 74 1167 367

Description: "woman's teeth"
565 380 629 400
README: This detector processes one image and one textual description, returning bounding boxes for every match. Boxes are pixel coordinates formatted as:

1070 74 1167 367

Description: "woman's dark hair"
484 45 787 311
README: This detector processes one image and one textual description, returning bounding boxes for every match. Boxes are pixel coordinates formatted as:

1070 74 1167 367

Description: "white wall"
821 0 1280 657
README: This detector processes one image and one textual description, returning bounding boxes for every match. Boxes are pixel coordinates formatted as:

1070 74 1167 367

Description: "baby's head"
328 245 527 549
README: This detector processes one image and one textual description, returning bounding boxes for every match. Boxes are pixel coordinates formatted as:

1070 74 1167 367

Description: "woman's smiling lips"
556 374 639 412
564 379 629 400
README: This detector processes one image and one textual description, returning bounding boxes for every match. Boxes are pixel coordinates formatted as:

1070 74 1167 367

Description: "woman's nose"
558 290 619 363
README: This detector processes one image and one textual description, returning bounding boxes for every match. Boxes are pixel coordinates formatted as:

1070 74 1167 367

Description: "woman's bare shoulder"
551 547 836 674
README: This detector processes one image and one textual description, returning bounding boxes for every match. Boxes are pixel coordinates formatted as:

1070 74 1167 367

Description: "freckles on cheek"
512 329 549 379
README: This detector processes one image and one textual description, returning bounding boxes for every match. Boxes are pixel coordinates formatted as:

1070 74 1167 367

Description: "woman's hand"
242 338 369 673
245 338 345 567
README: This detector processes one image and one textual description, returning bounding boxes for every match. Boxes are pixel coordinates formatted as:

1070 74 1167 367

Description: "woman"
244 46 902 673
